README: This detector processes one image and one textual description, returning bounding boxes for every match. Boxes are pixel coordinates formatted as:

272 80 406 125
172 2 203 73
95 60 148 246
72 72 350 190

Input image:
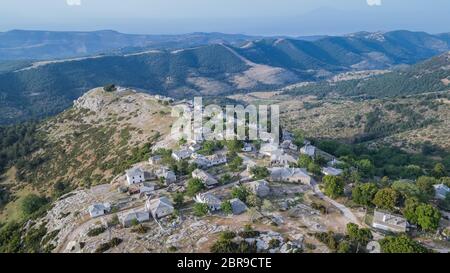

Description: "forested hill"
287 51 450 99
0 30 449 124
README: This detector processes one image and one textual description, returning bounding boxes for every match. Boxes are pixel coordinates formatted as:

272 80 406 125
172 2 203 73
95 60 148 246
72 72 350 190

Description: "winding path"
310 179 361 225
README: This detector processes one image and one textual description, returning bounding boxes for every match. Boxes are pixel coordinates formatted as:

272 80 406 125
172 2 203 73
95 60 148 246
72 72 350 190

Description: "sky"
1 0 450 36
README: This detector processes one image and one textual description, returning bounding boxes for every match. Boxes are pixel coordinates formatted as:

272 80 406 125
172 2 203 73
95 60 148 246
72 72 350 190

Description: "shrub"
193 203 209 217
21 194 49 218
87 226 106 237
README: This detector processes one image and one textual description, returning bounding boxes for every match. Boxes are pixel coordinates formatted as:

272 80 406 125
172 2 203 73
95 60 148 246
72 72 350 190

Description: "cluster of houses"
193 179 272 216
89 195 176 228
171 145 228 170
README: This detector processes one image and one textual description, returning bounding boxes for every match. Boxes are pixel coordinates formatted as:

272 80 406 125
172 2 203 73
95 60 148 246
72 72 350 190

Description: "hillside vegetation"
287 52 450 98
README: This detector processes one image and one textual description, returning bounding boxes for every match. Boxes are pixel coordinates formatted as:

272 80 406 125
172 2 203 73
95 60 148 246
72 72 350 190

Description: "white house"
322 167 343 176
300 144 316 157
230 198 248 215
88 203 111 218
172 149 192 161
126 167 146 185
120 210 150 227
372 210 408 233
194 193 222 211
146 196 174 219
247 180 271 198
434 184 450 200
269 167 312 185
192 169 219 188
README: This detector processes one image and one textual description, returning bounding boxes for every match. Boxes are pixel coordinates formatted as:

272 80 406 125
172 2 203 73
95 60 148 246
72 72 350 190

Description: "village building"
230 198 248 215
259 131 276 143
88 203 111 218
242 142 253 152
155 168 177 185
190 155 210 169
145 196 174 219
188 143 202 152
247 180 271 198
280 140 298 151
270 152 297 167
126 167 146 185
194 193 222 211
192 169 219 188
434 184 450 200
172 149 192 161
149 155 163 165
322 167 344 176
372 210 408 233
328 158 344 167
300 144 316 157
269 167 312 185
260 142 283 157
140 182 156 196
281 130 294 142
205 154 227 167
120 210 150 227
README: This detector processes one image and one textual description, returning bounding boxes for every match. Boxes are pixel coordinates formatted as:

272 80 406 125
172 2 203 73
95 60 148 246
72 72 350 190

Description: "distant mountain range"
0 30 449 124
0 30 260 61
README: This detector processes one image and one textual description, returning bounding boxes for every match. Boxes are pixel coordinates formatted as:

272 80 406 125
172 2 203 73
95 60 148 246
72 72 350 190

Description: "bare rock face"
73 88 112 112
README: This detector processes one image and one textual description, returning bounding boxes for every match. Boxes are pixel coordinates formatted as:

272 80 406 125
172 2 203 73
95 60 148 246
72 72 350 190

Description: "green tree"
292 130 305 147
193 203 210 217
372 188 399 211
337 240 352 253
297 154 312 168
415 204 441 232
21 194 49 217
186 178 205 197
352 183 378 207
416 176 437 201
357 159 375 177
103 84 116 92
172 192 184 209
224 140 243 153
323 175 345 199
347 223 373 252
403 197 420 225
391 180 420 199
231 186 250 203
432 163 446 179
250 166 269 180
228 156 243 172
380 235 428 253
307 162 322 176
401 165 423 179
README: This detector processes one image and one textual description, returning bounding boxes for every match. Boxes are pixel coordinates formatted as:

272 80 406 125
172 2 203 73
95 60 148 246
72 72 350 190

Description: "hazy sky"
1 0 450 35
